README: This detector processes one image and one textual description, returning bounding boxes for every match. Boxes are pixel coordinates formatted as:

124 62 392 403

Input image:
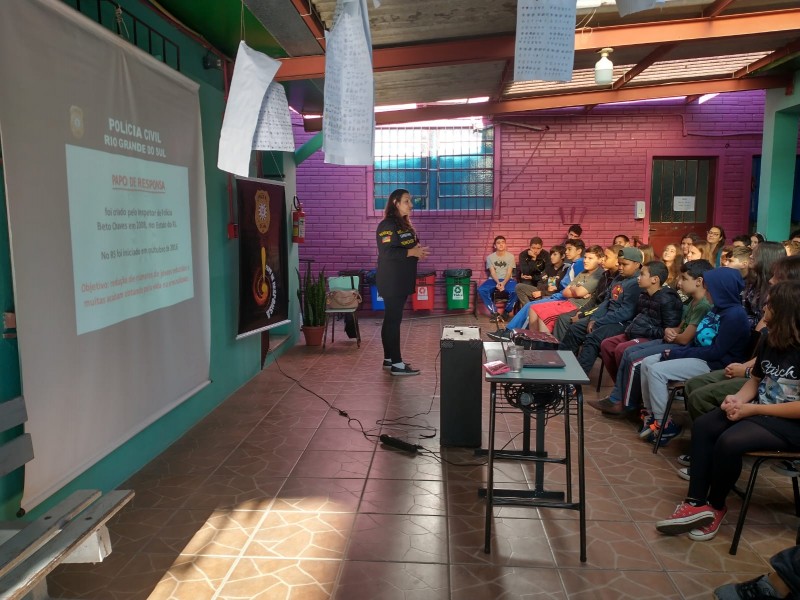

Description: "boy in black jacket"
560 247 643 374
596 261 683 389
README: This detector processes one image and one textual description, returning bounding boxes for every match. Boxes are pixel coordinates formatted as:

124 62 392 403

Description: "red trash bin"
412 271 436 310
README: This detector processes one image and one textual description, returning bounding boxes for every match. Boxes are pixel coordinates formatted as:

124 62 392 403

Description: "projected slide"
66 144 193 335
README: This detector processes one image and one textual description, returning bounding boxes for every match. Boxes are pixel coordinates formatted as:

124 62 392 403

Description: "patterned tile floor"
48 314 799 599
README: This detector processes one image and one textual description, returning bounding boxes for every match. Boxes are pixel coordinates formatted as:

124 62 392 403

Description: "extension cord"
379 434 419 453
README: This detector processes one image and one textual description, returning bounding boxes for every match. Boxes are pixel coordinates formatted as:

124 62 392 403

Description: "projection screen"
0 0 211 509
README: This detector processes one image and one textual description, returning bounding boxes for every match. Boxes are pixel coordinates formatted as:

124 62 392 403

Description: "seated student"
525 245 605 333
743 242 786 331
722 245 751 278
563 224 582 245
552 245 621 341
687 240 713 263
547 239 585 300
681 232 701 263
784 240 800 256
560 247 643 375
661 243 682 290
731 234 751 247
589 259 713 417
490 241 584 336
478 235 517 320
638 267 751 445
714 543 800 599
638 244 655 265
586 261 683 415
683 254 800 422
520 245 569 304
613 234 630 247
514 237 547 303
655 280 800 543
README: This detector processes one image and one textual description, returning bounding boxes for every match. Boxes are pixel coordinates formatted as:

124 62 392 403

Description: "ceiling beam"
276 8 800 81
733 38 800 78
365 75 790 125
702 0 736 18
612 44 677 90
287 0 326 50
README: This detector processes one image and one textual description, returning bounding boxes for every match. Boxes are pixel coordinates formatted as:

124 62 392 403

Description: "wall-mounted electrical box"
634 200 646 219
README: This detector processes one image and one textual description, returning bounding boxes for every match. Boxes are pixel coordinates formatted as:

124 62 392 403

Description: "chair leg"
331 315 336 344
353 313 361 348
323 315 329 349
652 387 678 454
596 358 604 392
730 457 767 555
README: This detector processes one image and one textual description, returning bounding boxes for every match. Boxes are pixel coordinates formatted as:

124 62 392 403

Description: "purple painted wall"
295 90 765 289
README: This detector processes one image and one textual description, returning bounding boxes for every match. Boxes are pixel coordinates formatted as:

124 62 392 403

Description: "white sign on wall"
673 196 696 212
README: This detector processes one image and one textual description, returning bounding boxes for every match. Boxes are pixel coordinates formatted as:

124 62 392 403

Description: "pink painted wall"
294 90 765 285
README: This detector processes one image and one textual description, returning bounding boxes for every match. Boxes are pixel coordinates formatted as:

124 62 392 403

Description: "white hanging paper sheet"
218 41 280 176
253 82 295 152
323 0 375 166
514 0 576 83
616 0 665 18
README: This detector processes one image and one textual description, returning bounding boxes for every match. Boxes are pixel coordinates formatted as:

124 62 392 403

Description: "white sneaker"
677 466 690 481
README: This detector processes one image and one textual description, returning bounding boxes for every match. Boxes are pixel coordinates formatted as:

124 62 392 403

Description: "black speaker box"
440 326 482 447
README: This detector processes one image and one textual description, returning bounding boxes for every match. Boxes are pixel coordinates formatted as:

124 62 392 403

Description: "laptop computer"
521 349 565 369
501 343 565 369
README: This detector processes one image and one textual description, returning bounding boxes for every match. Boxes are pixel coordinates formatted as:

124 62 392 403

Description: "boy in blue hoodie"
638 267 751 444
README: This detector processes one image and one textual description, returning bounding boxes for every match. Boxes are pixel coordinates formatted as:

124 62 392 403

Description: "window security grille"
374 125 494 216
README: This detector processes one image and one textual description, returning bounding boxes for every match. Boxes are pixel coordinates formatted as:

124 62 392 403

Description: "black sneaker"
487 329 512 341
383 359 392 369
391 364 420 376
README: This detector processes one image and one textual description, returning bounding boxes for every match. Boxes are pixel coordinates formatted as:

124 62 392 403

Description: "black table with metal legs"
481 343 590 562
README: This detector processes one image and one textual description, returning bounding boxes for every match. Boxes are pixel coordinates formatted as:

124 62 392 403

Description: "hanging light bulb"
595 47 614 85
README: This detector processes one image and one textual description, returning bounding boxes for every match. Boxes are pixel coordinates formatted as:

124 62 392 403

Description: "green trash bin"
444 269 472 310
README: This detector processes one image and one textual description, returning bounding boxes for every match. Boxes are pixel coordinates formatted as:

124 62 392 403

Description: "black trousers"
689 409 791 509
381 295 407 364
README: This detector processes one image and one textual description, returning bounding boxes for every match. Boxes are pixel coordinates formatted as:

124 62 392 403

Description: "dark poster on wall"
236 177 290 338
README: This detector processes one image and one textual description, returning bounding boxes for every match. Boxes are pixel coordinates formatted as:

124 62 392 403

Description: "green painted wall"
0 0 296 520
758 71 800 241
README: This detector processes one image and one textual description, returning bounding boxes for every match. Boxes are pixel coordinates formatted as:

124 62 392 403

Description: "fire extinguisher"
292 195 305 244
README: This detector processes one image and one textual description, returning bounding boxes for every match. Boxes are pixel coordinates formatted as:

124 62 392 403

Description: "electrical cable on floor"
270 354 381 443
268 318 524 467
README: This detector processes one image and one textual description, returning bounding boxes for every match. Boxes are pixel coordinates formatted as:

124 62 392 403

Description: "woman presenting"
376 188 430 376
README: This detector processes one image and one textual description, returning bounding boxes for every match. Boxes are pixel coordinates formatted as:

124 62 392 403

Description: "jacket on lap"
625 286 684 339
576 269 615 317
587 271 641 328
665 267 749 370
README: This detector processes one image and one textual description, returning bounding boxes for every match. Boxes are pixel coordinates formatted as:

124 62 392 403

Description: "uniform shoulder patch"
381 236 392 244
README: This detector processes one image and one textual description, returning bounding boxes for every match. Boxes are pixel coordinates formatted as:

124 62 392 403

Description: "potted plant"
297 263 326 346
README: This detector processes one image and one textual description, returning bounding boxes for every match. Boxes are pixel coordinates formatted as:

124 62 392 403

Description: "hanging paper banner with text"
514 0 576 83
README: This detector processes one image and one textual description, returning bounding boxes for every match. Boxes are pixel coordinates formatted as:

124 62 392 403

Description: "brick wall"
295 91 766 287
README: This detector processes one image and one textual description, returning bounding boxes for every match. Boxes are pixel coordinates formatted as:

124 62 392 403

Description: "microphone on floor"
380 434 419 453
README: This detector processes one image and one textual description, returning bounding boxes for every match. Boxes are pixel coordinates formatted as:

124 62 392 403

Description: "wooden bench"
0 397 134 599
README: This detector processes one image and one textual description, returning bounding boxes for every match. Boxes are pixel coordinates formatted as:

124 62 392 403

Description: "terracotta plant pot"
302 325 325 346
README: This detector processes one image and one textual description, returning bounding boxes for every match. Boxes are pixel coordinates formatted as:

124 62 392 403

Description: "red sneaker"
656 501 715 535
689 506 727 541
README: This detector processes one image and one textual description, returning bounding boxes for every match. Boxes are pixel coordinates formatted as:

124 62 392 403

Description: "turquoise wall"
0 0 296 519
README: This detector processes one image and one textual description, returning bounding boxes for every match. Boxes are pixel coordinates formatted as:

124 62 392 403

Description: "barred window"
373 124 494 215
